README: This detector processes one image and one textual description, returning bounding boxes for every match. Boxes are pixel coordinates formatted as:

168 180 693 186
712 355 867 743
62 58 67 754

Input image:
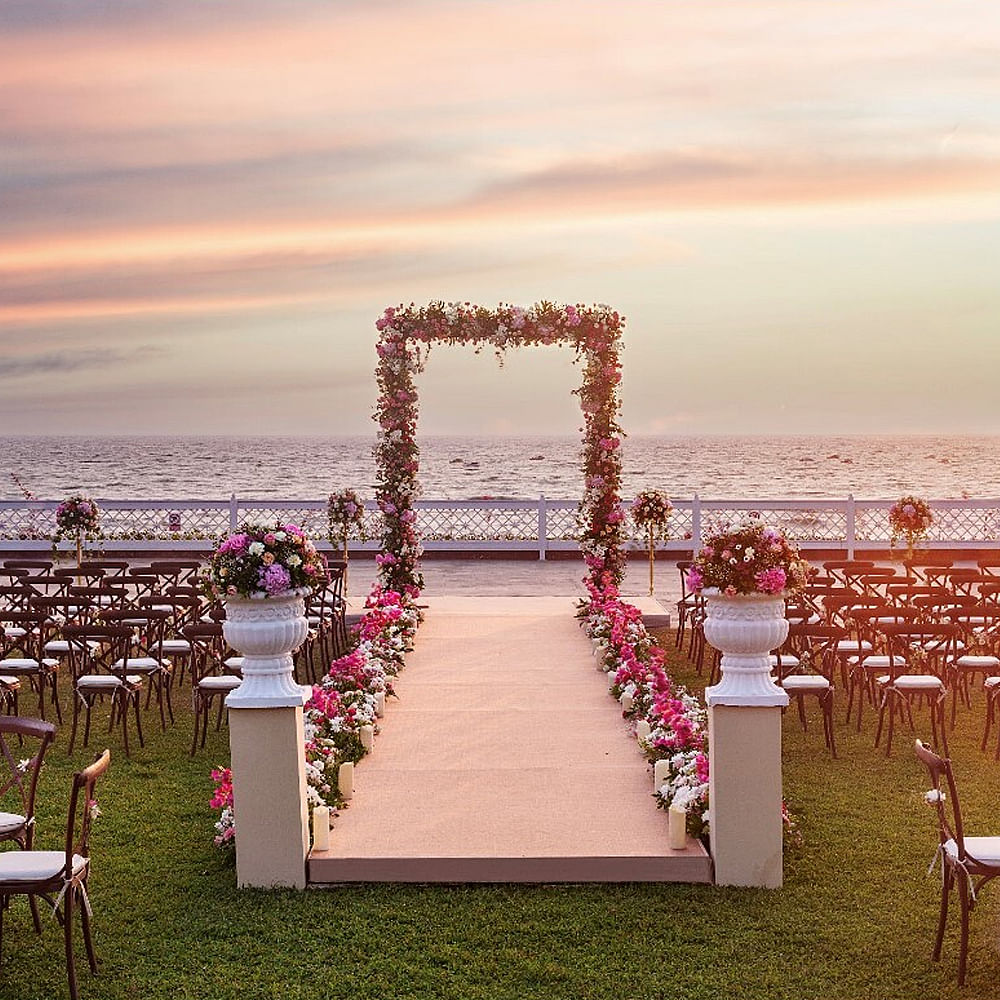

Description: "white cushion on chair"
769 654 800 669
861 656 899 670
837 640 873 653
0 658 58 673
3 627 27 639
955 655 1000 669
224 657 244 671
892 675 945 691
945 837 1000 865
781 675 831 692
0 811 25 834
0 676 20 688
160 639 191 654
0 850 87 883
198 676 242 691
77 674 143 688
985 676 1000 689
112 657 167 673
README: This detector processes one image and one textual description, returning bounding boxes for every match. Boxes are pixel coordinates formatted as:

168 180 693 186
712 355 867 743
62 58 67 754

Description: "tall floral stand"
703 592 789 888
224 592 311 889
646 526 655 596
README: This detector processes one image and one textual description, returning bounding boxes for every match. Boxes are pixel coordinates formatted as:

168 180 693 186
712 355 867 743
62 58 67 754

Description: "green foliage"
2 638 995 999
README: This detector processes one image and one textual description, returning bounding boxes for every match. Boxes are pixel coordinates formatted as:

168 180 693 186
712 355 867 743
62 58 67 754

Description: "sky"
2 0 1000 437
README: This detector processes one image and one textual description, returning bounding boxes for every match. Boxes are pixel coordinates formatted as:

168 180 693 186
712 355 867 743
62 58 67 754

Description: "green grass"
3 638 1000 1000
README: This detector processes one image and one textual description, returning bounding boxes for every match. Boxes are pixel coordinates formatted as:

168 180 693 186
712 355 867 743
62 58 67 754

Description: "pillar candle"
620 692 634 713
654 759 670 789
607 671 618 691
374 691 385 717
338 761 354 799
668 803 687 850
360 724 374 751
636 720 651 743
312 805 330 852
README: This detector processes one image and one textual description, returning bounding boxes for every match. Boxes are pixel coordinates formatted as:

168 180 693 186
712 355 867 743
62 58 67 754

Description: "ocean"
2 434 998 502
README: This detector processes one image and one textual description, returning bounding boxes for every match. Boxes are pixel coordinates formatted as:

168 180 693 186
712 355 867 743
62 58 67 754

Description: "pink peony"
754 567 787 594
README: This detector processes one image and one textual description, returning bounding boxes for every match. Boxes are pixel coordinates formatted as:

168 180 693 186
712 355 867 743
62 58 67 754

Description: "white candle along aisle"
636 720 651 743
360 724 374 751
312 805 330 852
668 802 687 850
620 692 634 713
654 759 670 788
374 691 385 717
338 761 354 799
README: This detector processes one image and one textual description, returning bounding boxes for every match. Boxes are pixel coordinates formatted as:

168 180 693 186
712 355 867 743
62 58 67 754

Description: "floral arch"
373 301 627 600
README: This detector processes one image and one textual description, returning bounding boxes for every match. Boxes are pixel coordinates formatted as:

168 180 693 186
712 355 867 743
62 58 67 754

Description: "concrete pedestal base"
229 705 310 889
708 704 784 888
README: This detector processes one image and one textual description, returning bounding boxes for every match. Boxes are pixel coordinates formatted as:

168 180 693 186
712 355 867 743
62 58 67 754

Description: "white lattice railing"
3 496 1000 557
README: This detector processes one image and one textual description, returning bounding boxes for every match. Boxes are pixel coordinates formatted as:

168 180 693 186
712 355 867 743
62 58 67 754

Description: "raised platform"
308 596 711 885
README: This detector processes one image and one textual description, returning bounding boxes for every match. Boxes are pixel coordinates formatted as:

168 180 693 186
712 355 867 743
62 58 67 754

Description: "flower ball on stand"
53 494 101 566
631 489 673 595
205 523 329 705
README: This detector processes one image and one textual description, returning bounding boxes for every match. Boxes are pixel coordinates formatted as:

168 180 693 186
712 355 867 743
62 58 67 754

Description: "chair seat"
945 837 1000 865
0 676 20 688
954 655 1000 669
77 674 143 689
3 627 27 639
861 656 899 669
985 676 1000 689
892 675 945 691
769 654 800 669
45 639 99 655
160 639 191 654
112 657 169 673
0 850 87 884
224 657 244 671
0 810 25 834
198 676 242 691
0 658 58 673
781 675 831 692
837 640 873 653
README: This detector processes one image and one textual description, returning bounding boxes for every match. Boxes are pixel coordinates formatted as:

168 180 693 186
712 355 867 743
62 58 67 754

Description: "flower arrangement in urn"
631 490 673 595
205 522 328 599
685 514 810 597
889 495 933 559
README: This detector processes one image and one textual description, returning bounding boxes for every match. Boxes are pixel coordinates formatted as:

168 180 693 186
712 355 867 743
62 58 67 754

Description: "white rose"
287 554 301 567
248 542 265 556
274 531 287 541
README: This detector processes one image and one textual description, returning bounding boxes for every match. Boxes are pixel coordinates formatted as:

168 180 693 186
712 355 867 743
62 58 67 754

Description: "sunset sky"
2 0 999 436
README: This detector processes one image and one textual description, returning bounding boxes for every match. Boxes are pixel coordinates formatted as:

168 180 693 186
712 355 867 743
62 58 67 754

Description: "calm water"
2 434 998 501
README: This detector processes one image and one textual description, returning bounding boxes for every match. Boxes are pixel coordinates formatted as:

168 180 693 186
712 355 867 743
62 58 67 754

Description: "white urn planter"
703 592 790 707
223 591 310 708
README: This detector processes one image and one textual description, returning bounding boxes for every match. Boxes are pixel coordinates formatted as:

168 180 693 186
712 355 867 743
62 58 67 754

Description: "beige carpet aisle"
308 596 711 883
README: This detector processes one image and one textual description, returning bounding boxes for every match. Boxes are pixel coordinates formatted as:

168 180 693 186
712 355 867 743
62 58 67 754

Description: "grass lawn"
3 632 1000 1000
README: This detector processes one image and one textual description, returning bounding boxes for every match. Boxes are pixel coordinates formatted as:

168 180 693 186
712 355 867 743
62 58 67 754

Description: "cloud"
0 345 164 379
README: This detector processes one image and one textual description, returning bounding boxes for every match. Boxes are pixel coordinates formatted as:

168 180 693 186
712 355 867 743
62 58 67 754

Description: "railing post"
230 493 239 533
538 495 547 561
691 494 702 553
845 494 856 560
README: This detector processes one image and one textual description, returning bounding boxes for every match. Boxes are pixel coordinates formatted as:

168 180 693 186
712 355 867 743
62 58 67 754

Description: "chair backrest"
915 740 965 858
0 716 57 848
879 623 961 676
1 609 51 658
183 622 224 680
64 749 111 870
62 624 134 679
783 623 847 678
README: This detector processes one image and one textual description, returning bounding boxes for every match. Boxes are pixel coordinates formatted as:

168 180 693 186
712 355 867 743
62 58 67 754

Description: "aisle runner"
308 596 711 883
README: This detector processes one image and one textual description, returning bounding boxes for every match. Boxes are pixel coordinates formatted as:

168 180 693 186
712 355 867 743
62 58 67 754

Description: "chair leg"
190 691 203 757
79 884 98 975
958 868 970 986
64 881 79 1000
28 894 43 934
823 689 837 758
934 864 952 961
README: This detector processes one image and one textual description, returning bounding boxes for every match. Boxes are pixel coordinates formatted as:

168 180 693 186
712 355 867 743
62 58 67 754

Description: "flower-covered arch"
373 301 627 599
